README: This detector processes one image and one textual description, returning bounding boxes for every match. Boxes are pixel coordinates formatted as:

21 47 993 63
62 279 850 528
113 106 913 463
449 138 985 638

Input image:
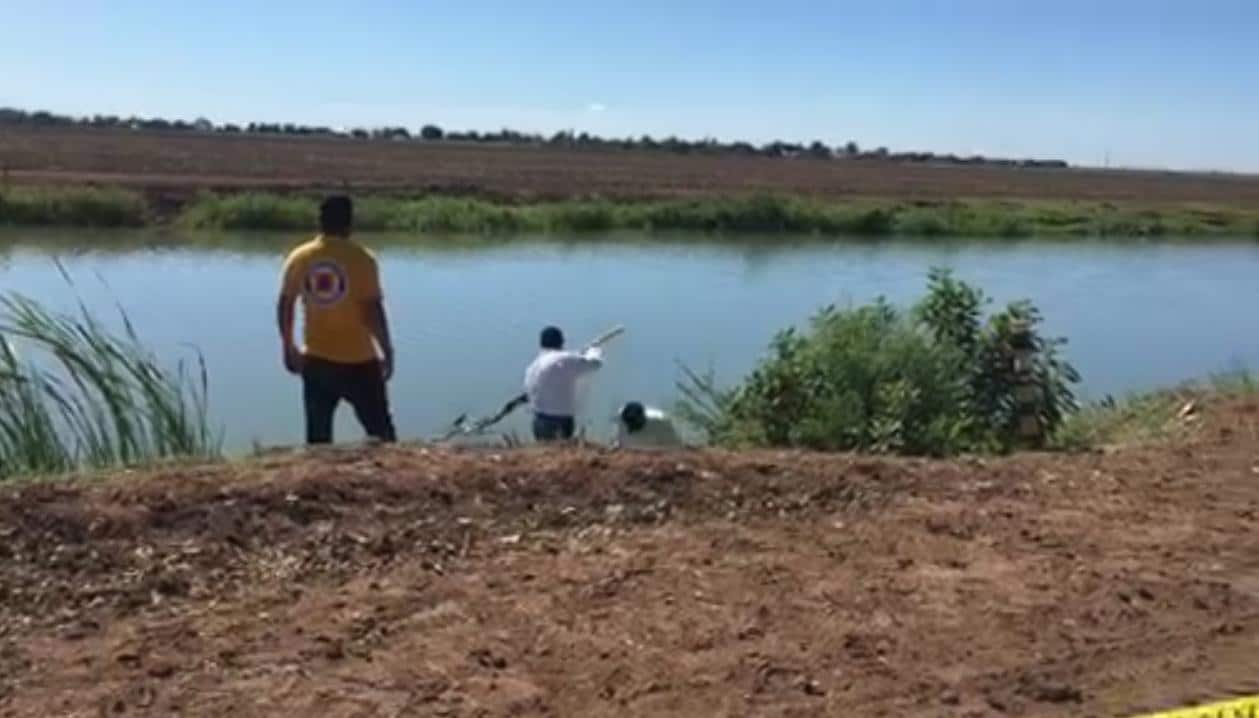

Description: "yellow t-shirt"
280 235 383 364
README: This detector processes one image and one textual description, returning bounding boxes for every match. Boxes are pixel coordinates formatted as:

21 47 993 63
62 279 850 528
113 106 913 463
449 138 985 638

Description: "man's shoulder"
283 237 324 263
339 241 379 273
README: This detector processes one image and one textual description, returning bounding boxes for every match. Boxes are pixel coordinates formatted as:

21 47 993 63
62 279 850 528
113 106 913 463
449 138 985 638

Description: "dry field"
4 126 1259 207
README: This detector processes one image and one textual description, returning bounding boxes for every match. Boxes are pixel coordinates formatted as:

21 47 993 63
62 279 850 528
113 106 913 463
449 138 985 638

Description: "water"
2 230 1257 451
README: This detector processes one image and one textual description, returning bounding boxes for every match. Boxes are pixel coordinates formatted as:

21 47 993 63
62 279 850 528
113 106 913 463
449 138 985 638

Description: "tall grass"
0 291 220 479
4 186 1258 238
1051 368 1259 450
178 193 1259 238
177 192 316 231
0 186 147 227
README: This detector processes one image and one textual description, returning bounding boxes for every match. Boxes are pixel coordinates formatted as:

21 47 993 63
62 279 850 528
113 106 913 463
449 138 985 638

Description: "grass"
1050 368 1259 450
0 287 220 480
5 186 1258 238
176 192 312 231
0 186 148 227
177 193 1259 238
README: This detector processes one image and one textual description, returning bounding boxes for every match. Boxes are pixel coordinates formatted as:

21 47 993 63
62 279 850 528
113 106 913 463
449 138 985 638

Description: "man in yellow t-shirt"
277 195 396 444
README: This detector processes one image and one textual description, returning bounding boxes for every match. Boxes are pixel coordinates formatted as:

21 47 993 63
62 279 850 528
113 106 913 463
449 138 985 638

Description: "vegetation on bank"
114 190 1259 238
677 271 1259 457
677 270 1080 456
3 186 1259 237
1051 369 1259 450
0 186 148 227
0 290 219 480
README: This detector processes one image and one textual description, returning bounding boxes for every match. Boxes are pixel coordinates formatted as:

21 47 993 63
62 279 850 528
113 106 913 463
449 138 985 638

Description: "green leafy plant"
679 269 1080 455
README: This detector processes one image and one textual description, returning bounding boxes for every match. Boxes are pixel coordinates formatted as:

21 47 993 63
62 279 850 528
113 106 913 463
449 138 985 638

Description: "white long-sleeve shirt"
523 348 604 418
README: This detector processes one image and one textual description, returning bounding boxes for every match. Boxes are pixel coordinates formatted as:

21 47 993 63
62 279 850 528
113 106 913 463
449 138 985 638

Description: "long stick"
441 325 625 439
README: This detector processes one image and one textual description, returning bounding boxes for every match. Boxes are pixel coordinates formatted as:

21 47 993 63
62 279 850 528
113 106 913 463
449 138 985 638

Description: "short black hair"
540 326 564 350
320 195 353 235
620 402 646 433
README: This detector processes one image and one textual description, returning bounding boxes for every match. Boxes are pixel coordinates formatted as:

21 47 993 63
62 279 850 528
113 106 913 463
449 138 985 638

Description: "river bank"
2 394 1257 716
3 185 1258 238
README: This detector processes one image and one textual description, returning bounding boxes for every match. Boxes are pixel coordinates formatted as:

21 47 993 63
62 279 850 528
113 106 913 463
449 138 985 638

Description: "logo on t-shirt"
305 260 348 306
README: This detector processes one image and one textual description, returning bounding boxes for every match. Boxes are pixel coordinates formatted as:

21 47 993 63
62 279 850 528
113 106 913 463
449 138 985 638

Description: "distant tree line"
0 107 1070 169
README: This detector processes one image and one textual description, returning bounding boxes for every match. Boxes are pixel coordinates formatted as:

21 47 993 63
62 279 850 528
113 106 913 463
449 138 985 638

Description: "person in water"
523 326 603 441
277 195 397 444
616 401 684 449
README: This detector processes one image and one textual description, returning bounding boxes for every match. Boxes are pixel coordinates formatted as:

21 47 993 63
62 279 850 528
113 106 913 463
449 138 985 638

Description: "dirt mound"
3 400 1259 716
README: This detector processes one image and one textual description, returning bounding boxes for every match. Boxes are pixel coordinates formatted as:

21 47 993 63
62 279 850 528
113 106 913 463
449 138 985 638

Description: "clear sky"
2 0 1256 171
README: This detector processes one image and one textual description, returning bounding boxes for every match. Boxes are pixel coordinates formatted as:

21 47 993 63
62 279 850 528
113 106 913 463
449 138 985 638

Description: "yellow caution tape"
1127 695 1259 718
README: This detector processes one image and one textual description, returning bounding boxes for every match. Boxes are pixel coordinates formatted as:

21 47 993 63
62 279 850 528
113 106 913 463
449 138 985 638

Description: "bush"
363 197 525 233
0 186 147 227
894 209 951 236
832 207 896 235
535 201 618 232
679 269 1079 455
179 193 315 230
917 269 1079 442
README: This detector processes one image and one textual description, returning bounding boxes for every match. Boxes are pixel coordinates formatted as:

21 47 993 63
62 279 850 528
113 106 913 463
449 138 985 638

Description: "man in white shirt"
524 326 604 442
616 401 684 449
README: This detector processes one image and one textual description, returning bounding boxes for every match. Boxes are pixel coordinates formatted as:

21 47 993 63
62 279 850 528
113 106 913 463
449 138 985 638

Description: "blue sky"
2 0 1256 171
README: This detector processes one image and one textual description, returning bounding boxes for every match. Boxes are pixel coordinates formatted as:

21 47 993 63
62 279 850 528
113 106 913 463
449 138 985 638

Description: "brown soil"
3 399 1259 717
4 126 1259 206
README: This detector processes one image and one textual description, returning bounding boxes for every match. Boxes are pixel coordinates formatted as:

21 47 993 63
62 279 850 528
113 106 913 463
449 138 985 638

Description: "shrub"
179 193 315 230
679 269 1080 455
894 209 951 236
917 269 1079 443
0 186 147 227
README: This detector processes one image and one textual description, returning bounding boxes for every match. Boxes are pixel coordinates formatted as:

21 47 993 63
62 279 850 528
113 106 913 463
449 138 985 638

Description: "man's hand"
283 345 305 375
381 351 395 382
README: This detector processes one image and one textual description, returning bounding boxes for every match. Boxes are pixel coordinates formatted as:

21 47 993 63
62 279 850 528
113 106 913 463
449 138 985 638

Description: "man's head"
620 401 647 433
320 195 354 236
539 326 564 350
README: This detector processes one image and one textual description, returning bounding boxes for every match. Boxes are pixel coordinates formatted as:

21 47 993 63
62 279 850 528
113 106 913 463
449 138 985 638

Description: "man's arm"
575 346 604 371
358 253 394 380
277 292 303 374
278 252 305 374
365 298 395 381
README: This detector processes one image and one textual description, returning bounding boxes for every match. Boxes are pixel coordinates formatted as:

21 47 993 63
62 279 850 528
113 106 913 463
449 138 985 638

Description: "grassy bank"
178 193 1259 238
0 291 220 480
0 186 148 227
1050 369 1259 450
4 186 1259 237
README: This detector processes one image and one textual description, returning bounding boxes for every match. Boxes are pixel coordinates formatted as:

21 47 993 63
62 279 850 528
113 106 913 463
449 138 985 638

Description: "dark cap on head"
539 326 564 350
620 401 646 433
320 195 354 235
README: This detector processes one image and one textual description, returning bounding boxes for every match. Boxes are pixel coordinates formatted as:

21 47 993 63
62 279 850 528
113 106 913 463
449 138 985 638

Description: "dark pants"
302 357 396 444
532 413 575 442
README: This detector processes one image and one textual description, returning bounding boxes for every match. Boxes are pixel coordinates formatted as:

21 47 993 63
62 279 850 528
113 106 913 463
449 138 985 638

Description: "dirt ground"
2 398 1259 717
5 126 1259 206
